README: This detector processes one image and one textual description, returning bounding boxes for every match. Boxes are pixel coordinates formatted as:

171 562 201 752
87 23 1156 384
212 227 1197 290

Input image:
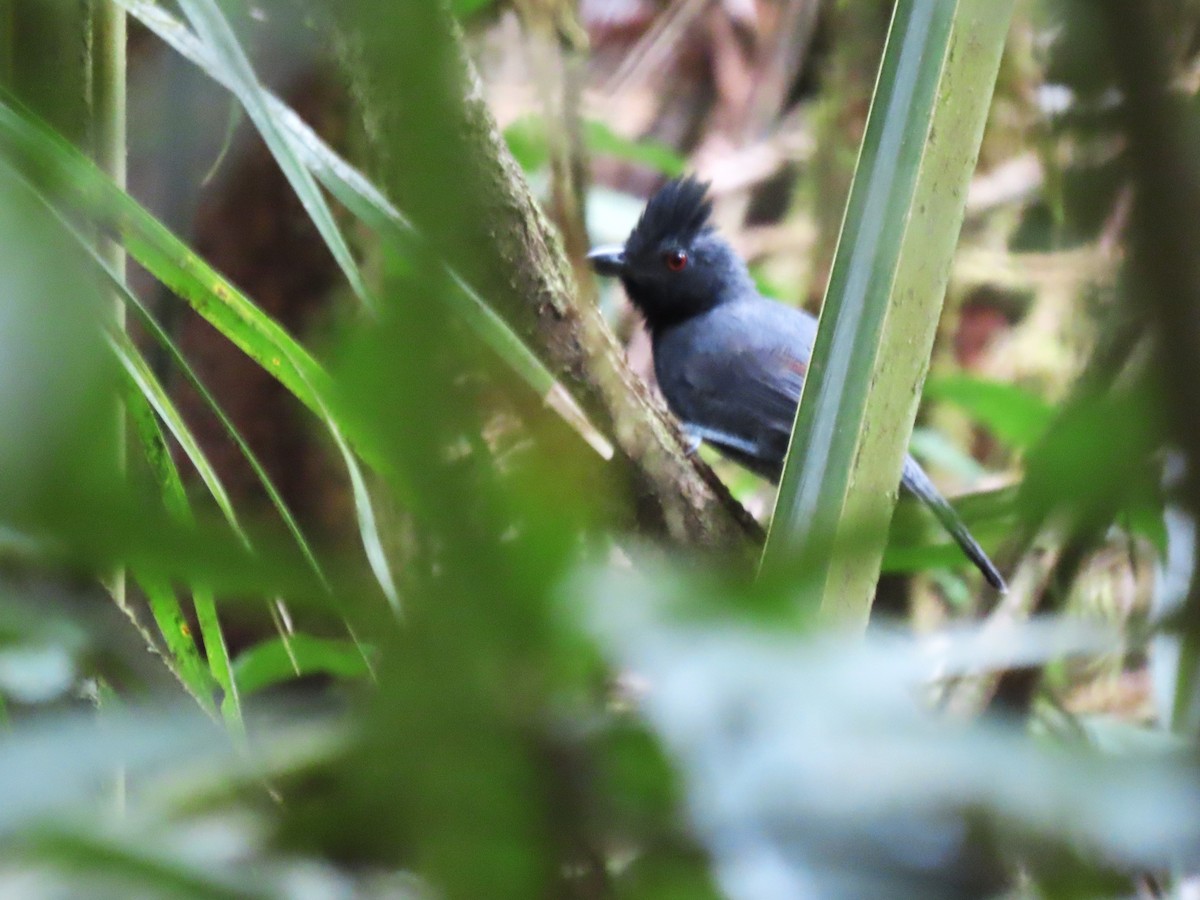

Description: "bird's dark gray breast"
651 298 819 480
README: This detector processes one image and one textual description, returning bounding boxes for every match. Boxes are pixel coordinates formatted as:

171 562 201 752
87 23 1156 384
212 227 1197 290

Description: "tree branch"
338 3 761 554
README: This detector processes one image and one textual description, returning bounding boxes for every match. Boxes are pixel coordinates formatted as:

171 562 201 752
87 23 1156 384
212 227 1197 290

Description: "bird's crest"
626 176 714 256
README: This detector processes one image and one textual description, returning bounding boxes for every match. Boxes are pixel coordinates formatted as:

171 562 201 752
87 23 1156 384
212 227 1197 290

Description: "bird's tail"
901 456 1007 593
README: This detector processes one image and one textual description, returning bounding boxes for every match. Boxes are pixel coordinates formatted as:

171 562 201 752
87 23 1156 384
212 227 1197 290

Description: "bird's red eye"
664 249 688 272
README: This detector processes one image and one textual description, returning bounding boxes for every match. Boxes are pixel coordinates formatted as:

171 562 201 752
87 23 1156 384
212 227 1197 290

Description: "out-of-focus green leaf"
1091 0 1200 745
924 375 1054 450
504 115 686 177
450 0 498 19
763 0 1016 626
502 116 551 173
21 829 259 900
885 484 1015 576
909 426 987 481
1020 387 1161 530
578 559 1197 897
583 119 686 176
0 147 119 535
233 634 373 696
1011 157 1125 252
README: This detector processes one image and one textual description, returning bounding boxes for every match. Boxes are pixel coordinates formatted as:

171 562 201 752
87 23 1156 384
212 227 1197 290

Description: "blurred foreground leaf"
578 559 1200 899
234 635 372 697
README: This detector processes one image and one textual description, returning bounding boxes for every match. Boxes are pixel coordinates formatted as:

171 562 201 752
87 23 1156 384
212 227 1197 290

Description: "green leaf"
450 0 498 18
121 380 219 715
113 338 245 729
112 341 243 731
583 119 686 176
52 201 329 587
1018 387 1162 562
761 0 1017 626
104 253 329 589
115 0 607 459
503 116 687 177
110 332 245 544
323 407 400 611
0 93 329 419
175 0 374 311
22 829 257 900
233 634 374 696
193 585 243 733
0 93 400 608
885 483 1014 576
502 116 551 172
924 375 1054 450
909 426 986 481
88 217 329 726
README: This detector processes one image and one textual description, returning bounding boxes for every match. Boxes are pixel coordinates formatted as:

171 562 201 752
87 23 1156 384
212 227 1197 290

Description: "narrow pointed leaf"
175 0 374 310
83 227 330 587
0 93 330 418
0 95 399 602
122 383 218 713
119 357 238 728
761 0 1015 626
110 331 246 544
324 409 400 611
193 584 243 732
116 0 609 458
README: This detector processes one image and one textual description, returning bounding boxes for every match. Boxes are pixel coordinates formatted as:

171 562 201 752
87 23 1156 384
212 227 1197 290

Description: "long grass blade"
83 228 330 588
120 362 238 728
315 393 400 612
0 94 395 606
121 381 218 714
110 331 246 545
193 583 243 733
175 0 374 311
112 334 308 698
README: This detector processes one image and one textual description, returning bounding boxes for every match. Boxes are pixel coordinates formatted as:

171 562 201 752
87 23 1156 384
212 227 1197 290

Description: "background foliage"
0 0 1197 897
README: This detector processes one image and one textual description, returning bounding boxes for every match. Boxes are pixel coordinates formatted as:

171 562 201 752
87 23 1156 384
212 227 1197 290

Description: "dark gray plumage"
589 176 1006 592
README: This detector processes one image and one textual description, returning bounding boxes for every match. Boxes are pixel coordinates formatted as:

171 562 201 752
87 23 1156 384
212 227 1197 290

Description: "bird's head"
588 176 753 329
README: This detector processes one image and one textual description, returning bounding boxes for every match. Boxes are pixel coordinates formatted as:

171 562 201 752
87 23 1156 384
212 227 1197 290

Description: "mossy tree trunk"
334 2 761 555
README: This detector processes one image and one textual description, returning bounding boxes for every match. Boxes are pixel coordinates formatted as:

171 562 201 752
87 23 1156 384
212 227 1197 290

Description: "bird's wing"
676 341 809 480
650 299 817 480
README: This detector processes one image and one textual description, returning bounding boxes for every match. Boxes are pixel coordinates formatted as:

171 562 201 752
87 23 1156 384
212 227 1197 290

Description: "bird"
588 176 1007 592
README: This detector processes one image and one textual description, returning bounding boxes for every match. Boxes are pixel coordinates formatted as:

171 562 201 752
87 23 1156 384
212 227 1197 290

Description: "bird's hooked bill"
587 244 626 276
